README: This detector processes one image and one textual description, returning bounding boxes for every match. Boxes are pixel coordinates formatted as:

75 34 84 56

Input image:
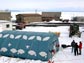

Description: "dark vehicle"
69 23 81 37
16 22 26 30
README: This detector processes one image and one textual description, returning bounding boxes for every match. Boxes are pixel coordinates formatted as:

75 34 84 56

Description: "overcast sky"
0 0 84 12
0 0 84 20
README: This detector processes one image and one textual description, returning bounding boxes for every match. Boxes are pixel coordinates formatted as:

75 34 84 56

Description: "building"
16 12 61 23
0 11 11 21
0 20 13 31
42 12 61 21
16 14 42 23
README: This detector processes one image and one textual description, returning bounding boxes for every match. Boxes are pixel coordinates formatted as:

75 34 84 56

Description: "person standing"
78 41 82 55
71 40 75 53
74 43 79 56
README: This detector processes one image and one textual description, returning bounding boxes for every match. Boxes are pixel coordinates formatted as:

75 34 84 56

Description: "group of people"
71 40 82 56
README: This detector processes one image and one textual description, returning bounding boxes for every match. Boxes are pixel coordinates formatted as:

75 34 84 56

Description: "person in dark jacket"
74 43 79 56
71 40 75 53
78 41 82 55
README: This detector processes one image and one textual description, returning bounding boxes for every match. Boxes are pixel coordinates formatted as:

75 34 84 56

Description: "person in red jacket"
78 41 82 55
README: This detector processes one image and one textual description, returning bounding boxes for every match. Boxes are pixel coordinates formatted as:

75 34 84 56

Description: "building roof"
42 12 61 17
16 14 41 17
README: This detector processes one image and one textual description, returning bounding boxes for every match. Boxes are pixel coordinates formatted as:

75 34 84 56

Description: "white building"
0 20 13 31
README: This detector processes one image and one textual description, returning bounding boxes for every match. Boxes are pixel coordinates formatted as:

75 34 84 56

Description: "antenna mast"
35 9 37 14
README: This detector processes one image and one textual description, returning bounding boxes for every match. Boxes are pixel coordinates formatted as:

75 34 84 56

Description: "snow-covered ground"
0 26 84 63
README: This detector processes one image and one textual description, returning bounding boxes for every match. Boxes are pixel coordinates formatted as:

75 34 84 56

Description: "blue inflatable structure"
0 30 59 61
